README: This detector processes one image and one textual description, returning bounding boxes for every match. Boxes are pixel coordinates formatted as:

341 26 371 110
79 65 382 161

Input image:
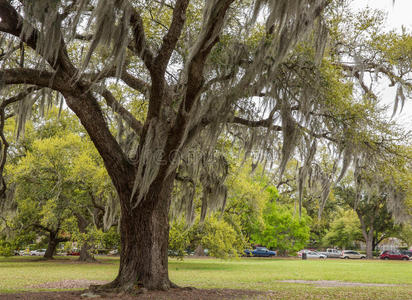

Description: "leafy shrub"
0 242 14 257
251 202 311 255
169 219 190 259
199 216 244 259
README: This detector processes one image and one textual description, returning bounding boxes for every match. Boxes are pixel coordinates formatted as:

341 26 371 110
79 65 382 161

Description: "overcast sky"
352 0 412 30
351 0 412 128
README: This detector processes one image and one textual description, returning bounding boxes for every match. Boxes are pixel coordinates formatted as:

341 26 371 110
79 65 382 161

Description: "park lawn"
0 256 411 299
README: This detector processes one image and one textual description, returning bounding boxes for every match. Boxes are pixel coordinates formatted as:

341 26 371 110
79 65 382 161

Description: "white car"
339 250 366 259
30 249 46 256
19 250 30 256
307 251 327 259
299 250 326 259
108 249 119 255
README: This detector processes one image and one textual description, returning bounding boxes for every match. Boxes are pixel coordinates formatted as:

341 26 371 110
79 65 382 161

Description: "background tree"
322 210 362 249
10 134 81 258
5 110 118 260
335 168 410 259
251 201 311 255
396 224 412 248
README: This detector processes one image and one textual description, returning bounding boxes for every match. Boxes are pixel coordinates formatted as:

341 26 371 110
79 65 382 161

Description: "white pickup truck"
319 248 341 258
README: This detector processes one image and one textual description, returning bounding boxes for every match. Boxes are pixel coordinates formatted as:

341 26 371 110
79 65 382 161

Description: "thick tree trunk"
65 93 177 292
360 226 374 259
365 233 373 259
94 174 176 292
44 231 59 259
357 211 374 259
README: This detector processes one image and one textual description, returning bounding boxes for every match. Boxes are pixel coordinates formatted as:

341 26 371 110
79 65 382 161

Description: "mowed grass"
1 256 412 299
0 256 117 293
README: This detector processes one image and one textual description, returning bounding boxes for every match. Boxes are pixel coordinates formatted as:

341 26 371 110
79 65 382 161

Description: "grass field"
1 256 412 299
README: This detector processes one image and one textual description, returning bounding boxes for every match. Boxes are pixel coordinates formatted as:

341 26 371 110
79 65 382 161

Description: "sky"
350 0 412 128
351 0 412 30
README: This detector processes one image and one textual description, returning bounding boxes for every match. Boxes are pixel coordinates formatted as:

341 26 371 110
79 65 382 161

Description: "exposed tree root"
88 279 185 295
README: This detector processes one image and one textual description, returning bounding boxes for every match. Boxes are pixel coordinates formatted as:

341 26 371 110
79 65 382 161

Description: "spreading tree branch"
128 6 155 72
155 0 189 72
0 0 76 74
100 88 143 135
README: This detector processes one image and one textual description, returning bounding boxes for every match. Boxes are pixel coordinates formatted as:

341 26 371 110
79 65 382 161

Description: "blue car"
244 247 276 257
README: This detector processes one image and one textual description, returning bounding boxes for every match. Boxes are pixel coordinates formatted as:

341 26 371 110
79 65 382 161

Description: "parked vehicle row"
300 249 412 260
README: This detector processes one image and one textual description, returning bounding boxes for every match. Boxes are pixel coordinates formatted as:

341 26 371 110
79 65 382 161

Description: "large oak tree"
1 0 410 292
0 0 332 290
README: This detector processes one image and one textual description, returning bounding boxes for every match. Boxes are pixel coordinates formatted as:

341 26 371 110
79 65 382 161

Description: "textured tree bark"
365 232 374 259
93 173 176 292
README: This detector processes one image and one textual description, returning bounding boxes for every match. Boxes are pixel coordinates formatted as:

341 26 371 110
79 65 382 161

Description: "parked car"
19 250 30 256
108 249 119 256
298 250 326 259
244 247 276 257
380 250 409 260
319 248 341 258
400 250 412 257
30 249 46 256
340 250 366 259
67 249 80 256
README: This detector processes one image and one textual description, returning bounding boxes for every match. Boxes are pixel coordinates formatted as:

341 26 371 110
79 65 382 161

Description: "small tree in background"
252 202 311 255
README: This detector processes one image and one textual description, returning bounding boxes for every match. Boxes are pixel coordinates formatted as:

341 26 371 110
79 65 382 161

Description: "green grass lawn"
1 256 412 299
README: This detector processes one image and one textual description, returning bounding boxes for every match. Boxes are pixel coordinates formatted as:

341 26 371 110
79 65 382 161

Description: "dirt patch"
278 280 399 287
0 288 269 299
27 280 109 289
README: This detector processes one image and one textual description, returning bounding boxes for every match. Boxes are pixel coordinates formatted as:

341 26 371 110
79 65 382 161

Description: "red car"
380 250 409 260
67 250 80 256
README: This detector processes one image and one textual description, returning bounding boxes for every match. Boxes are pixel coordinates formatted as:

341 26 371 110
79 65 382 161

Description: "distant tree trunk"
79 243 96 262
365 233 373 259
44 231 59 259
357 211 374 259
195 245 205 256
76 213 97 263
